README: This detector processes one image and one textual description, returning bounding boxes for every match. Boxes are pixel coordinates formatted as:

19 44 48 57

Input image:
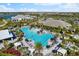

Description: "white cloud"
0 3 79 12
1 0 79 3
0 5 15 12
0 5 52 12
0 5 38 12
7 3 11 6
19 8 38 12
34 3 58 6
61 3 79 8
59 3 79 12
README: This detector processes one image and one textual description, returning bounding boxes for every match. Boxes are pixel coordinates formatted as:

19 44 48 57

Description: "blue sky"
0 3 79 12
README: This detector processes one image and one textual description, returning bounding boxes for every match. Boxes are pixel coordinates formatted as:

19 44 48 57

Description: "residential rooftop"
39 18 72 29
0 29 13 40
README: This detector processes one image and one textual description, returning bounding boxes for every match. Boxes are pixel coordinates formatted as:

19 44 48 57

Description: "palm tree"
18 47 30 56
35 42 43 55
3 40 9 49
8 43 14 49
18 32 24 41
16 31 24 42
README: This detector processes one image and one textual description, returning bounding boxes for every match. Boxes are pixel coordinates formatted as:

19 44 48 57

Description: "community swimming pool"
21 26 54 46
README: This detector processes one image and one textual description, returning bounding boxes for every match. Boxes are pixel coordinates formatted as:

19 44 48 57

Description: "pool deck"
43 37 62 55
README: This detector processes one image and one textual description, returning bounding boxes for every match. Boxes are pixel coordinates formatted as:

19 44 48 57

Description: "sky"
0 3 79 12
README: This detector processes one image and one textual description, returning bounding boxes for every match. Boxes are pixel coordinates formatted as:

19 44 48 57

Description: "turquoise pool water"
21 26 54 46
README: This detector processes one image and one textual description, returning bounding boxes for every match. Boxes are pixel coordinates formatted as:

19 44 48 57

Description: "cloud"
34 3 79 12
7 3 11 6
0 5 53 12
0 3 79 12
58 3 79 12
0 5 38 12
34 3 56 6
19 8 38 12
0 5 15 12
61 3 79 8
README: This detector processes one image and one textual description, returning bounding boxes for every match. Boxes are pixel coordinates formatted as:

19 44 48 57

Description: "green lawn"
0 19 4 25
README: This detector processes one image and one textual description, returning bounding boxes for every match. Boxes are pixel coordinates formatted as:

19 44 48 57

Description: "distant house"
74 19 79 25
11 15 36 22
39 18 72 29
71 34 79 39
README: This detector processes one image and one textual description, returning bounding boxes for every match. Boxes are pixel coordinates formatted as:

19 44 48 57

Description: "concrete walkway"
43 38 62 55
